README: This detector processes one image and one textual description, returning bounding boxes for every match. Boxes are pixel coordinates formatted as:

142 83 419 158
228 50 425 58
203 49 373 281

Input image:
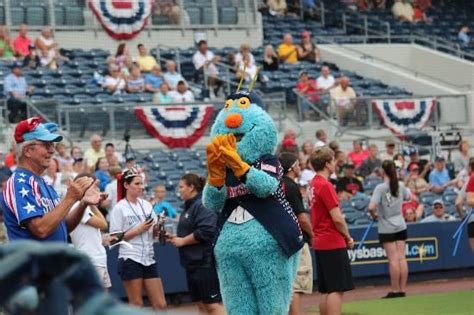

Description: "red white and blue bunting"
135 105 214 148
88 0 155 40
373 98 436 136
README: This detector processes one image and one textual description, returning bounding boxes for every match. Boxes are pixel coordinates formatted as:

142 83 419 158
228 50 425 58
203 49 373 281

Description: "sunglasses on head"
123 167 140 179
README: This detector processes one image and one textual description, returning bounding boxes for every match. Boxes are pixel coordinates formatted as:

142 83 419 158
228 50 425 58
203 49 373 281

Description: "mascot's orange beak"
225 113 243 129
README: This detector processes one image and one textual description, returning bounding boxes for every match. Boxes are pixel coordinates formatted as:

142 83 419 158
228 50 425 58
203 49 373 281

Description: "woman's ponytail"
382 160 399 197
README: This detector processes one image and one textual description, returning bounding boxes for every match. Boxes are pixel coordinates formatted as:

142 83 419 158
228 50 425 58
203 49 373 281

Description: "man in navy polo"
1 117 101 242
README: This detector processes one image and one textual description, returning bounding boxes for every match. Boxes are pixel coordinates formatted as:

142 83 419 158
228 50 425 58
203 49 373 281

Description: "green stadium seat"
10 7 25 26
54 7 65 25
186 7 201 25
64 6 84 25
201 6 213 24
0 6 5 24
219 7 237 24
26 6 47 25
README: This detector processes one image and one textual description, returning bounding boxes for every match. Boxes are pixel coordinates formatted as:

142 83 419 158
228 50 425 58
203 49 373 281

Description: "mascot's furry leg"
215 220 300 315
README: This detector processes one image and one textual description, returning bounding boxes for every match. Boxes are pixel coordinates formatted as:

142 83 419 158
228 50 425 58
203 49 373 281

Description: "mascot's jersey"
216 154 304 257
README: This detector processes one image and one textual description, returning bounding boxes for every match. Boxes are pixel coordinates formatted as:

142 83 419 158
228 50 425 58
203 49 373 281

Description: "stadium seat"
350 195 370 212
54 7 65 25
419 192 438 206
219 7 238 24
201 6 214 25
186 7 201 25
10 7 25 25
0 6 5 24
64 6 84 25
26 6 47 25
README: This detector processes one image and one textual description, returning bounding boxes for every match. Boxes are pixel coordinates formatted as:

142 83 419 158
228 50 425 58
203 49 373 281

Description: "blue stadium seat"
419 192 438 207
26 6 47 25
350 195 369 212
186 7 201 25
54 7 65 25
219 7 238 24
64 6 84 25
10 7 25 25
0 6 5 24
201 6 213 24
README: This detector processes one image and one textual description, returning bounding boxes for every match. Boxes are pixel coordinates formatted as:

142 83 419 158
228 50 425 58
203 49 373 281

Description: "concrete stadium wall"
319 44 473 128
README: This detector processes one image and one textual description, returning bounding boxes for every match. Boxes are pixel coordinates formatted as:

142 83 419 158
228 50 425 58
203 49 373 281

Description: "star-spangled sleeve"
4 173 46 225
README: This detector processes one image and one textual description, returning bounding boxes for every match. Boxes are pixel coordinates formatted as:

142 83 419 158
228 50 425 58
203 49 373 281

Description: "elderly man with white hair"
0 117 101 241
163 60 186 90
84 134 106 171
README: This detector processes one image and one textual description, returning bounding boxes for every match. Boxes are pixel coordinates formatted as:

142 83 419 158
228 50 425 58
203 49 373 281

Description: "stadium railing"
341 11 474 62
24 93 287 141
293 89 469 132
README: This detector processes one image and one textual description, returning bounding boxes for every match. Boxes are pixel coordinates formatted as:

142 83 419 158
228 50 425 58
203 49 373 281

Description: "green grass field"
310 290 474 315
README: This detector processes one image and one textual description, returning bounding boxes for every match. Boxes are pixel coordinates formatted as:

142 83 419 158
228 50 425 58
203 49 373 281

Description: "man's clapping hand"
66 177 94 202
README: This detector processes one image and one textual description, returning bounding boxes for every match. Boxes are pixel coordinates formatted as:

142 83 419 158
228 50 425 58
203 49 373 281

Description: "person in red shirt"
13 24 32 58
296 70 320 120
309 147 354 315
347 140 369 168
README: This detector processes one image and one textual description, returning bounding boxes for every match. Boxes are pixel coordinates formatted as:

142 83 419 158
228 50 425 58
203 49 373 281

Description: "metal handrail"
314 35 473 90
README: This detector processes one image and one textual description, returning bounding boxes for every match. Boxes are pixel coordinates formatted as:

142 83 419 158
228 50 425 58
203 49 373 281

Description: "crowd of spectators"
277 128 471 226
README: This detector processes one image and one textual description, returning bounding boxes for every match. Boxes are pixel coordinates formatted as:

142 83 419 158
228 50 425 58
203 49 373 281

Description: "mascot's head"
211 89 277 163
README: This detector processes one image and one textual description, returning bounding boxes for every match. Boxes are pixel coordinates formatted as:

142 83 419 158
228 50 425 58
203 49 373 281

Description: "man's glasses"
28 141 55 149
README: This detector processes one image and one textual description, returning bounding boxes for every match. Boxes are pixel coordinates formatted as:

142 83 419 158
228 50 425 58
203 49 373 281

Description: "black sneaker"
382 292 398 299
396 292 406 298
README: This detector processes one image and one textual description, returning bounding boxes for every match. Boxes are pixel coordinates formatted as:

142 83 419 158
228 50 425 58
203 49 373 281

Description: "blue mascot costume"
203 87 304 314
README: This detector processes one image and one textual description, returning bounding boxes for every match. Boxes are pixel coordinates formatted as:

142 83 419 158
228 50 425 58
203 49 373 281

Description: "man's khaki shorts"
293 243 313 294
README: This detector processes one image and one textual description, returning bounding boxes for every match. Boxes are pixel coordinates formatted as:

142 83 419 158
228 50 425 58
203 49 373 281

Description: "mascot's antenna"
248 67 260 92
236 64 247 92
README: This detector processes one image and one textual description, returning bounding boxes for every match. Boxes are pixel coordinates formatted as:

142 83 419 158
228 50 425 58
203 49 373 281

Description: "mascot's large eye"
224 99 233 110
237 97 250 109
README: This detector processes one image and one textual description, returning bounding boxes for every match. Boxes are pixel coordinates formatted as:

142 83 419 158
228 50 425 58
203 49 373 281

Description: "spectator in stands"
263 45 279 71
115 43 132 72
372 0 386 10
297 31 321 63
402 198 424 223
153 82 173 105
416 0 431 10
169 80 194 103
126 65 145 93
392 0 414 23
35 27 62 69
94 157 111 192
329 140 340 152
155 0 181 24
22 44 41 69
421 200 455 222
71 157 85 178
84 134 105 171
336 161 364 200
314 129 328 148
71 146 83 160
380 139 397 161
109 168 167 310
105 143 122 168
368 160 410 298
295 70 319 120
267 0 287 16
393 153 406 180
428 156 453 194
458 25 471 47
462 162 474 250
0 26 14 59
347 140 369 168
13 24 32 58
280 137 299 155
43 158 62 194
163 60 185 90
334 150 347 177
407 148 430 179
453 140 470 173
412 0 432 23
168 173 224 314
330 76 357 125
357 0 372 11
102 166 122 216
103 65 126 95
144 65 163 93
55 143 73 169
405 162 429 195
316 66 336 92
137 44 157 73
299 140 314 167
358 144 382 178
278 34 298 64
152 184 177 219
237 54 259 82
192 40 221 98
4 63 33 123
235 43 255 67
69 173 111 291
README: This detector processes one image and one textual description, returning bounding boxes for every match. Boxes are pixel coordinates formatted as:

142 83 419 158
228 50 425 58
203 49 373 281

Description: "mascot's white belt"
227 206 254 224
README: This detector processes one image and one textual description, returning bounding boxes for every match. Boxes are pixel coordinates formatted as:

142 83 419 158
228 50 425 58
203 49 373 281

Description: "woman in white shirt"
109 168 167 310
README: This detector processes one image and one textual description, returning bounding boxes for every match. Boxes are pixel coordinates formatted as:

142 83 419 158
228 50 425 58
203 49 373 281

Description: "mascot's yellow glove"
206 135 227 187
219 134 250 178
